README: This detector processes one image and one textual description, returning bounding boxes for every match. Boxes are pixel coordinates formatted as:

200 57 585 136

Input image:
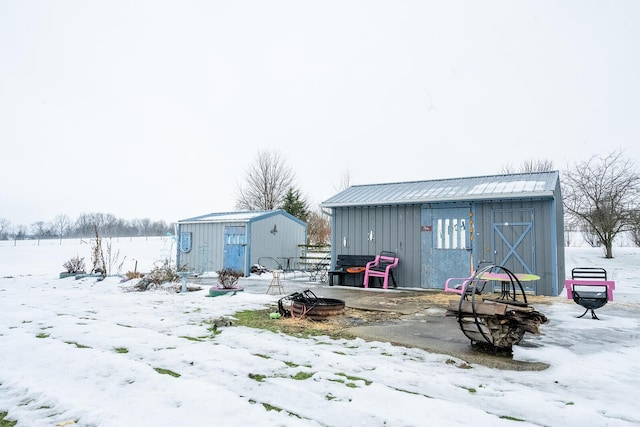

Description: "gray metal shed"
176 210 307 277
321 171 565 296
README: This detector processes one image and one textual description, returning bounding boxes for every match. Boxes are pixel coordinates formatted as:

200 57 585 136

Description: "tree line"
0 213 173 242
4 149 639 257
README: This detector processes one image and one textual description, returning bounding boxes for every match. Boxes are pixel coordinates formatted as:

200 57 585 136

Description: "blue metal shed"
176 210 307 277
321 171 565 296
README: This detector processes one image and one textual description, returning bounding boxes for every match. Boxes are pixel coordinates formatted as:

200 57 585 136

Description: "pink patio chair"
444 276 472 294
444 261 492 295
363 251 398 289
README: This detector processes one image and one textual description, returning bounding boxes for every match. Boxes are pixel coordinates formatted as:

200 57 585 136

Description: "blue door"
422 206 472 289
223 226 246 272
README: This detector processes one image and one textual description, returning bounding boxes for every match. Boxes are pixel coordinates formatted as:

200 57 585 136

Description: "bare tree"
133 218 152 239
31 221 47 245
14 225 27 245
0 218 10 240
629 212 640 247
562 150 640 258
521 159 555 172
102 213 118 237
564 219 577 247
306 209 331 246
51 214 70 244
334 170 353 193
75 213 94 239
89 213 109 234
501 159 555 174
236 150 295 210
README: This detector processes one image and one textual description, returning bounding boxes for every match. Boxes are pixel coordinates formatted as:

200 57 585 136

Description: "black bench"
328 255 375 286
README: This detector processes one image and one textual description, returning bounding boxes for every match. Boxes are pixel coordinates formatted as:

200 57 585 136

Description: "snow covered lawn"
1 238 639 426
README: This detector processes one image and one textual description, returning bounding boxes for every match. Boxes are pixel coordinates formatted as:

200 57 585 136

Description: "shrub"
125 271 144 280
135 260 179 291
63 256 86 274
216 268 244 289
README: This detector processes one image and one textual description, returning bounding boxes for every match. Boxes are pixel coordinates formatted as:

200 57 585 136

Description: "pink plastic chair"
444 276 472 294
444 261 492 295
363 251 398 289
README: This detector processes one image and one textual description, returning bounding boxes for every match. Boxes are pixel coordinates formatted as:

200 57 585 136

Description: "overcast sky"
1 1 639 227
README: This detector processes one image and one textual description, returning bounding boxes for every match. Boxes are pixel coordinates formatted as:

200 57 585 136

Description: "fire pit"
446 264 548 352
278 289 345 320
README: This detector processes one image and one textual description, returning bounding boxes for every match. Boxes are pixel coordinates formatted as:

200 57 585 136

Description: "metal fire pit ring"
291 298 346 320
278 289 346 321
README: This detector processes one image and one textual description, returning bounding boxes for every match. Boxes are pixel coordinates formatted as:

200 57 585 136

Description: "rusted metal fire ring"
291 298 345 320
279 289 346 320
291 299 345 320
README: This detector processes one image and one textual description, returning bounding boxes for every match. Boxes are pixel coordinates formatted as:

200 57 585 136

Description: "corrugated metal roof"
178 210 274 223
321 171 559 208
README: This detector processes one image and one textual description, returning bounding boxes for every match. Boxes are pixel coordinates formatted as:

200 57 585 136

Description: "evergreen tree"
281 188 309 222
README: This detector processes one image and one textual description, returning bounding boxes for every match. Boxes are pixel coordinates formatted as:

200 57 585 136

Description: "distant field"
1 238 639 301
0 236 172 277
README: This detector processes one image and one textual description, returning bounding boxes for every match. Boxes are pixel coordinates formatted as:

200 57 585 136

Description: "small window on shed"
179 232 192 253
435 218 467 250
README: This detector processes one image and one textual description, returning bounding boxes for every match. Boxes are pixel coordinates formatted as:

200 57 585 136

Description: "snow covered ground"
0 238 639 426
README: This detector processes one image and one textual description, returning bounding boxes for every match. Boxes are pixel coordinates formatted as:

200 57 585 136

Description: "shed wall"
249 216 306 266
472 199 563 295
177 212 308 276
331 205 422 287
177 221 229 273
331 198 563 295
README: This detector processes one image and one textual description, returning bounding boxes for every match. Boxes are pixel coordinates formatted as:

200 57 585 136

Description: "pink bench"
565 267 615 320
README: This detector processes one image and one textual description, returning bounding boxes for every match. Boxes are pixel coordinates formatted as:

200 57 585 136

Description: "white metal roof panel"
178 210 272 223
321 171 559 207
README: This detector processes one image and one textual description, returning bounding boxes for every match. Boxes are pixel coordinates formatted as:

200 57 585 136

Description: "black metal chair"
565 267 615 320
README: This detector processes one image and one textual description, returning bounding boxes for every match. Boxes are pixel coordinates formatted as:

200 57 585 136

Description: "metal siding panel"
346 208 356 253
334 209 345 251
333 205 423 288
357 208 365 255
366 207 377 256
399 205 421 287
250 220 269 266
251 216 307 267
342 208 351 252
480 200 561 296
409 206 423 286
421 205 434 287
533 202 549 295
209 223 225 272
336 207 352 253
533 199 562 296
177 223 194 269
553 180 565 296
178 222 225 273
474 203 493 266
